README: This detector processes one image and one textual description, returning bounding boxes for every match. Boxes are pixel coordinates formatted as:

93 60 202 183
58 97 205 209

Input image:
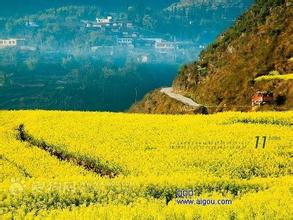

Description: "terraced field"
0 111 292 219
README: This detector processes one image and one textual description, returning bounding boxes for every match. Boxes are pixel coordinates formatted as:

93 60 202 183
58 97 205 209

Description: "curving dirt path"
160 87 201 108
17 124 120 178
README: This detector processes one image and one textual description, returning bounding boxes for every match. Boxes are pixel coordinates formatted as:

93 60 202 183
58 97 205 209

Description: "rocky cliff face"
131 0 293 114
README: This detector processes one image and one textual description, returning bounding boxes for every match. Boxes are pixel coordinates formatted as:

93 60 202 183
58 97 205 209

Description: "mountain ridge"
0 0 177 17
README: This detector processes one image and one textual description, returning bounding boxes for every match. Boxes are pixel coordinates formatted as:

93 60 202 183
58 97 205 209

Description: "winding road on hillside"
160 87 201 108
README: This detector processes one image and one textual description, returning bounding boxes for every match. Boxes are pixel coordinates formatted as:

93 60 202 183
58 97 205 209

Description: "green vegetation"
269 70 280 76
203 0 286 52
1 6 110 50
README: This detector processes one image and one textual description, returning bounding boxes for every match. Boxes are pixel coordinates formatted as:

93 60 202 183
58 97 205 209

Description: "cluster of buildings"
83 16 195 51
0 15 201 64
83 16 133 30
81 16 201 63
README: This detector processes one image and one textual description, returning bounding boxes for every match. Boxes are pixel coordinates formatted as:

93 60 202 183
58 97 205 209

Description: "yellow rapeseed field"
0 110 292 219
255 73 293 81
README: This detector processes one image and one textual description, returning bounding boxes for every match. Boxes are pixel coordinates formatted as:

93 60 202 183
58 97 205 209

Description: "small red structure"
252 91 274 106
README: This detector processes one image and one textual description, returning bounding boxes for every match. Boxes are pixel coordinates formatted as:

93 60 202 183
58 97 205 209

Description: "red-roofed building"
252 91 274 106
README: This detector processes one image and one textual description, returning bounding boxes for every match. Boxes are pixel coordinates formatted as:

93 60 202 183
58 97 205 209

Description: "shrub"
268 70 280 76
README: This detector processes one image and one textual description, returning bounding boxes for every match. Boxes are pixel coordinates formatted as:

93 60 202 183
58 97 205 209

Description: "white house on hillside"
96 16 112 25
0 39 17 48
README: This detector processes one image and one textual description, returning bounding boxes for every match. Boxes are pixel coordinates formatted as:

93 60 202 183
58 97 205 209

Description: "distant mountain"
162 0 254 42
130 0 293 114
166 0 252 9
0 0 177 17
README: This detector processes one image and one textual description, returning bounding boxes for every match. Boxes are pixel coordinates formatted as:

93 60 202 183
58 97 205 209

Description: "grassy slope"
129 89 208 114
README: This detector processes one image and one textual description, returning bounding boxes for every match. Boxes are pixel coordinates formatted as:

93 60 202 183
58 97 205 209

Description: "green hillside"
131 0 293 114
